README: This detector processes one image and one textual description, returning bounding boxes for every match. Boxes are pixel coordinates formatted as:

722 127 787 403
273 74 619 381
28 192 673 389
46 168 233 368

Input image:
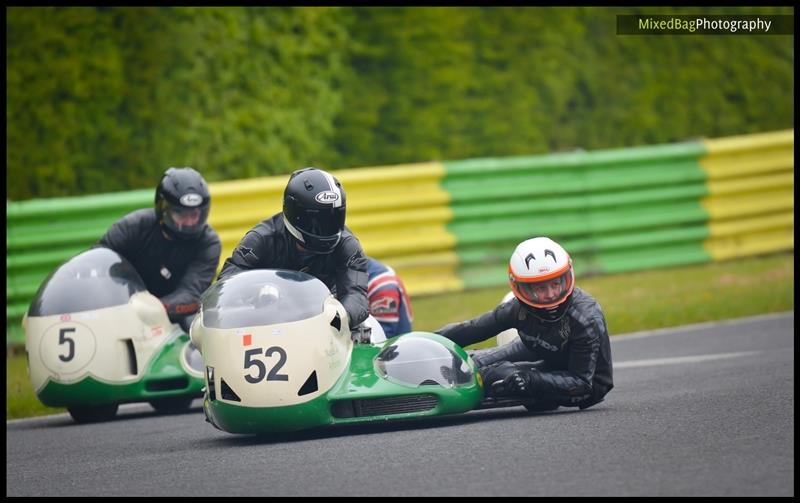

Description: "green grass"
6 348 66 420
413 252 794 347
6 253 794 420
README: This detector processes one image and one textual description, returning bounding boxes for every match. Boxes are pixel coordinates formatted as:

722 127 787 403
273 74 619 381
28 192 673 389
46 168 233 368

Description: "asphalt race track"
6 312 794 496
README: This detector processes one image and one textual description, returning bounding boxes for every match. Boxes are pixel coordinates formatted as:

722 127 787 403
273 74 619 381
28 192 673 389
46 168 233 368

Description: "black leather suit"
96 208 221 329
218 213 369 329
436 287 613 409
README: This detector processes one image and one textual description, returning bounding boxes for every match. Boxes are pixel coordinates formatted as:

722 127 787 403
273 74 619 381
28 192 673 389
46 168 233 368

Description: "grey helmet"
155 167 211 240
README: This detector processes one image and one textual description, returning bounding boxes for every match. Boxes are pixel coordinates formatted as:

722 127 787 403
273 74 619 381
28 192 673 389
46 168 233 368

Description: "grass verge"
412 252 794 347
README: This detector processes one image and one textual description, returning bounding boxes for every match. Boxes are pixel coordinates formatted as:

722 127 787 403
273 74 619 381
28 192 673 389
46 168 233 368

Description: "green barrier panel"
444 141 711 288
458 226 711 266
452 184 709 221
451 203 709 245
444 142 707 177
461 242 713 292
7 189 152 221
444 161 706 202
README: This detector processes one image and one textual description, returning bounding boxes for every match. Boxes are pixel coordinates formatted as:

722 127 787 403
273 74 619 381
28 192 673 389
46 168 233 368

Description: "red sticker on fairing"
243 334 252 346
60 314 71 321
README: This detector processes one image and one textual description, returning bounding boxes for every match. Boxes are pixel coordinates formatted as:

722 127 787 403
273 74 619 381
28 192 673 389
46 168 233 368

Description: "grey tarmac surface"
7 312 793 496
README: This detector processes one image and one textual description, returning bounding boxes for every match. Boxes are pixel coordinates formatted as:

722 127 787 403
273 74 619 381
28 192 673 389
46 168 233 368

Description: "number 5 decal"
244 346 289 383
40 322 96 375
59 327 76 362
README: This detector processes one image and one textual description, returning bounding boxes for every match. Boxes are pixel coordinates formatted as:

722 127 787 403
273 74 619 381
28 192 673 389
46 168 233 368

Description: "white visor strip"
320 170 343 208
283 216 306 243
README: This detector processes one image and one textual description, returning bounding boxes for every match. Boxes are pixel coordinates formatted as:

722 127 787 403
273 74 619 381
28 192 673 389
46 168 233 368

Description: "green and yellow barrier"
7 129 793 345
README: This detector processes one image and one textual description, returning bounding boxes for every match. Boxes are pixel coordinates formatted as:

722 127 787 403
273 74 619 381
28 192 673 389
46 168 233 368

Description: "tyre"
148 396 195 414
68 404 119 423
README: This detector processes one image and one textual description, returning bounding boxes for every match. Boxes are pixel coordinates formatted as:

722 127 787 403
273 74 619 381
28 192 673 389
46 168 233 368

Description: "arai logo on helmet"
179 193 203 207
315 191 340 204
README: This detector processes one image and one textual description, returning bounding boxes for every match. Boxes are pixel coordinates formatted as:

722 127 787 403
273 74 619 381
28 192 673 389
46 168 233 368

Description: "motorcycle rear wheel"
148 396 195 414
68 404 119 423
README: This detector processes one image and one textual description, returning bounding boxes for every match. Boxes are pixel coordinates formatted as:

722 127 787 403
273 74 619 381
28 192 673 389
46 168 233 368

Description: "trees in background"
7 6 794 200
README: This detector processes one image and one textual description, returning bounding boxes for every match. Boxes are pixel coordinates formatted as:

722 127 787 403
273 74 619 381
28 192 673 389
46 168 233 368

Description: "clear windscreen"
374 336 474 388
28 247 147 316
201 269 333 329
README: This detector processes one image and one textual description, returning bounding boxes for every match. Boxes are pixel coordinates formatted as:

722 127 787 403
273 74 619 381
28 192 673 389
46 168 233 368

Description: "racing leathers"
95 208 222 331
436 287 613 409
366 257 414 338
218 213 369 329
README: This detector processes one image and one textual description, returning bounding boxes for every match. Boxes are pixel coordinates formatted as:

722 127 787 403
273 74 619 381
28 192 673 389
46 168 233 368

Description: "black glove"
501 370 534 397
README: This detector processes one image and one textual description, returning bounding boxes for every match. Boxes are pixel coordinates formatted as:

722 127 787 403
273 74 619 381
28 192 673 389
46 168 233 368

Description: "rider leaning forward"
96 167 221 333
218 167 370 332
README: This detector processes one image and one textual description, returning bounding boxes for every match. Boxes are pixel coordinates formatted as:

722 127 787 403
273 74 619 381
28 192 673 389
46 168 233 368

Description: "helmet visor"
294 207 345 238
297 230 342 254
287 206 345 253
163 202 209 238
510 267 574 309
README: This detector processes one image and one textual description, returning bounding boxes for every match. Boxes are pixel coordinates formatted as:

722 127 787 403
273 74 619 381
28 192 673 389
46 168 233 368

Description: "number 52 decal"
244 346 288 383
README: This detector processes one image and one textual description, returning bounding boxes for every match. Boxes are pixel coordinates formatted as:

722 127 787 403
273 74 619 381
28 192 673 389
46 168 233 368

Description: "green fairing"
204 332 485 434
36 332 203 407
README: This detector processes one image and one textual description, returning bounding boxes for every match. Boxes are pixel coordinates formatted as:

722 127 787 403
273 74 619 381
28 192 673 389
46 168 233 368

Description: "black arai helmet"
155 167 211 240
282 167 346 254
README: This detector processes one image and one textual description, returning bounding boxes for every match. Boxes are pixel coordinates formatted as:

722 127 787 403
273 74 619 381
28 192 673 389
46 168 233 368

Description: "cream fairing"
190 269 354 408
24 248 191 393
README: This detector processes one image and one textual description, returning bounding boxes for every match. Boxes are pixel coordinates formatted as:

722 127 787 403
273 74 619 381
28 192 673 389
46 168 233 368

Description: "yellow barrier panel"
700 129 794 261
347 206 452 231
701 190 794 220
708 213 794 238
704 229 794 261
701 129 794 179
206 162 459 295
702 129 794 155
380 250 463 296
706 172 793 196
357 225 457 258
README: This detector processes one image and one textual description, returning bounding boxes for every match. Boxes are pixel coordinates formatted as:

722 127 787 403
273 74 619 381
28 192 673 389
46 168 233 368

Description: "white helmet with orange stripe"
508 237 575 322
